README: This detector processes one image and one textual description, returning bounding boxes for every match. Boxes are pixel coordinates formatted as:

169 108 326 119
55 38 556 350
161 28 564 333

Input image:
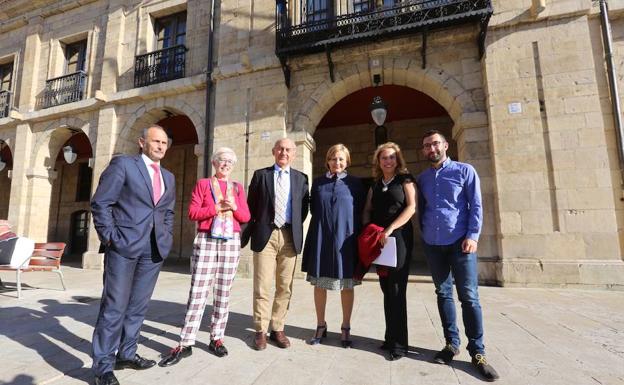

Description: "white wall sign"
508 102 522 114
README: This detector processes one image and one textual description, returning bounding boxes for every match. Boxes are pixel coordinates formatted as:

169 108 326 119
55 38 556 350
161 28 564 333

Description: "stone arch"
32 116 92 170
291 59 479 139
116 98 205 155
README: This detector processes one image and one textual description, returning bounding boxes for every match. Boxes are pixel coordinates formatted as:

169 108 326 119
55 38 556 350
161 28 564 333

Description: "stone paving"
1 263 623 385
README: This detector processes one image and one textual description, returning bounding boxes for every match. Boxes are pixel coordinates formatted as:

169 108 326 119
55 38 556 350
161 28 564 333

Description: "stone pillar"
454 112 499 284
82 106 118 269
98 1 126 95
7 123 35 236
8 123 58 241
17 16 43 113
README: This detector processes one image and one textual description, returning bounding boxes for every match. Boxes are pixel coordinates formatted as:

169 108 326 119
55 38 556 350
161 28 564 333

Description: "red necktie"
150 163 162 204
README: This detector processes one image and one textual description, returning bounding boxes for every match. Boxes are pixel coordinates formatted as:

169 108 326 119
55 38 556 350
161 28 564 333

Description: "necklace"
381 175 395 192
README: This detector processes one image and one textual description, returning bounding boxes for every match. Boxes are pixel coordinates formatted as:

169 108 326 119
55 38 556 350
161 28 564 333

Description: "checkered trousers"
179 232 240 345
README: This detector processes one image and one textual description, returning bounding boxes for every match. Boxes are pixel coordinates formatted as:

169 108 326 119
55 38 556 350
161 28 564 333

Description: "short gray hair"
211 147 237 164
141 125 167 139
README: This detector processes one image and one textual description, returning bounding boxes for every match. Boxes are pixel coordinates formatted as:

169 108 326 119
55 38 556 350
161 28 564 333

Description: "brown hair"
372 142 408 180
325 144 351 171
422 129 447 143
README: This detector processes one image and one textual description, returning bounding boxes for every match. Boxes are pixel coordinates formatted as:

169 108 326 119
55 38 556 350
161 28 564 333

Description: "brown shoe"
269 330 291 348
254 331 267 350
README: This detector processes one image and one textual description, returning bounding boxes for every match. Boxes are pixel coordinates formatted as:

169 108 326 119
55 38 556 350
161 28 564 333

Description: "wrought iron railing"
0 90 12 118
43 71 87 108
276 0 493 55
134 45 188 88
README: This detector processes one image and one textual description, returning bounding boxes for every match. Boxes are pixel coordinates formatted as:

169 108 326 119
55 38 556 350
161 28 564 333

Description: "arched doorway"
156 114 199 259
0 140 12 219
312 85 456 264
47 131 93 263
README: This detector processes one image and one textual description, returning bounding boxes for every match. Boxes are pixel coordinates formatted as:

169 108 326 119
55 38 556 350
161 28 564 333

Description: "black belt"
272 223 291 230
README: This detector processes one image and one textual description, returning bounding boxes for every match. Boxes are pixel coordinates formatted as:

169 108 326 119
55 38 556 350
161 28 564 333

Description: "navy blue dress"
302 173 365 290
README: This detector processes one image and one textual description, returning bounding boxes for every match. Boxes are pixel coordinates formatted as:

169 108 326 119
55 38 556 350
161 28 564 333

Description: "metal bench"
0 242 67 298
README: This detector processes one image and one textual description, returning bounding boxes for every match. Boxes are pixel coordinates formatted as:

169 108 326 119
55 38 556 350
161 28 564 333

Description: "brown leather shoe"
254 331 267 350
269 330 291 348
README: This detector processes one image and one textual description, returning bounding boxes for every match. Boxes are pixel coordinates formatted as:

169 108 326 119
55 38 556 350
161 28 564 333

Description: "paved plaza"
1 263 623 385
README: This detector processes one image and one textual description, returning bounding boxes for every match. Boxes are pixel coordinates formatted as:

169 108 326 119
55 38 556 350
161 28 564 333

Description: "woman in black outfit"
363 142 416 360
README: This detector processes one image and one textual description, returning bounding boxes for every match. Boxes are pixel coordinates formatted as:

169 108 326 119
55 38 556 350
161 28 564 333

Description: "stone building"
0 0 623 288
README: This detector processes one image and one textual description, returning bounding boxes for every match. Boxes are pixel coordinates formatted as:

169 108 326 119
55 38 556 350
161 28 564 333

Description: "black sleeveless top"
371 173 415 229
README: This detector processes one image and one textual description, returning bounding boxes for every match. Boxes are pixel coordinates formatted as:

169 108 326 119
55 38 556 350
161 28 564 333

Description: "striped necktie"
274 170 287 227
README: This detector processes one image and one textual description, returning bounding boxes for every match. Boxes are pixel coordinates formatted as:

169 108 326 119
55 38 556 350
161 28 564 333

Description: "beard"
428 152 442 163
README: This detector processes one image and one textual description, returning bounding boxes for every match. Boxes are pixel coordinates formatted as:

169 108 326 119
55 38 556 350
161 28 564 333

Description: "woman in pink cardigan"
159 147 250 365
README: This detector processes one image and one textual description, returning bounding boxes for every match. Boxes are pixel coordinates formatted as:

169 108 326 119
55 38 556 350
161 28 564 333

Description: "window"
65 40 87 74
155 11 187 49
76 162 93 202
0 62 13 91
306 0 332 22
353 0 372 13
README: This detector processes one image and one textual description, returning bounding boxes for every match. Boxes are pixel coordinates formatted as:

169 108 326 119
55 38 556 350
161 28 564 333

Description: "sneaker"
472 354 500 382
209 339 229 357
433 343 459 364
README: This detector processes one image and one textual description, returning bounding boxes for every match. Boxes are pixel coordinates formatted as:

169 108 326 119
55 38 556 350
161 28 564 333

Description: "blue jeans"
423 238 484 356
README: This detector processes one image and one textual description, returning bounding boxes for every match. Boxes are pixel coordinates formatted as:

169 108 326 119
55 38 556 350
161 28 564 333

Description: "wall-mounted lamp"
370 96 388 146
63 145 77 164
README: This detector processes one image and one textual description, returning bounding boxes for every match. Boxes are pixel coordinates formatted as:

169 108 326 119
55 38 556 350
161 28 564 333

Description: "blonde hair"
372 142 408 180
325 144 351 171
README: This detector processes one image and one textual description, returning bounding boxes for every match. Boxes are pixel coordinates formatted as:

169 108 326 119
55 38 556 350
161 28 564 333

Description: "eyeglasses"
422 141 444 149
217 158 234 165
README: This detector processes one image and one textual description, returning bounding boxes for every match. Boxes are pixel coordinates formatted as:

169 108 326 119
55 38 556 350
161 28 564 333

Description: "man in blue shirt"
417 130 499 382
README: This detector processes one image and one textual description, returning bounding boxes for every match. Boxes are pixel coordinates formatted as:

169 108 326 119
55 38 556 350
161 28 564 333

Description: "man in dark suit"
246 138 309 350
90 125 175 385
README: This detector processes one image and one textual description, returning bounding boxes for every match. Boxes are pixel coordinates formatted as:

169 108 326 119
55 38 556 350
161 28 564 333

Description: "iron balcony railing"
134 45 188 88
43 71 87 108
0 90 12 118
276 0 493 56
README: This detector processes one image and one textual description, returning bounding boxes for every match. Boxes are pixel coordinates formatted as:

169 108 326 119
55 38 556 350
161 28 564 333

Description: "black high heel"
307 323 328 345
341 326 352 348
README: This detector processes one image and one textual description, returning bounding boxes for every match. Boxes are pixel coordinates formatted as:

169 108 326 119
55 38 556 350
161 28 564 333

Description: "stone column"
82 105 118 269
454 112 500 284
98 1 126 95
7 123 34 236
17 16 43 112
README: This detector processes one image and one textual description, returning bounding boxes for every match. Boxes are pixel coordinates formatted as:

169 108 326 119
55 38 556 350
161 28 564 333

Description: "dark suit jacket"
244 166 309 254
91 155 176 259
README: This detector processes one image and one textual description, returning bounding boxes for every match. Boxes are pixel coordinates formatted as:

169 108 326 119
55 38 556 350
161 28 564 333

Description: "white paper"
373 237 397 267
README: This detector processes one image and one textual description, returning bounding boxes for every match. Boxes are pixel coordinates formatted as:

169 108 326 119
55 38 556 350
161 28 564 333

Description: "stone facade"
0 0 623 288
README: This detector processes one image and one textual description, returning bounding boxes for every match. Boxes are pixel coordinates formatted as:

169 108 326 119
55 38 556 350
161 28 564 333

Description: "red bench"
0 242 67 298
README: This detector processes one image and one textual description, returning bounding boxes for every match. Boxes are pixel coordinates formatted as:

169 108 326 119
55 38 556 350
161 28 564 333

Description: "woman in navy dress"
302 144 365 348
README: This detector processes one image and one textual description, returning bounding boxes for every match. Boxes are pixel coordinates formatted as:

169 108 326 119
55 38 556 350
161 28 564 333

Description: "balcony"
0 90 12 118
43 71 87 109
276 0 493 57
134 45 188 88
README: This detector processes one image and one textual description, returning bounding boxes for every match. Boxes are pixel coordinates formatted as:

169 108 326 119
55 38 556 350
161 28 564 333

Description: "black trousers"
379 225 413 355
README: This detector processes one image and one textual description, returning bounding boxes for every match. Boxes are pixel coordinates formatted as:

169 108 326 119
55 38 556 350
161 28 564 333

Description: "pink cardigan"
188 178 251 233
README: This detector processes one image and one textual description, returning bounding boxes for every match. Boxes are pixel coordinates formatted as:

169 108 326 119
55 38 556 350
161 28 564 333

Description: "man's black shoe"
209 340 229 357
158 345 193 367
433 343 460 364
94 371 120 385
472 354 500 382
115 353 156 370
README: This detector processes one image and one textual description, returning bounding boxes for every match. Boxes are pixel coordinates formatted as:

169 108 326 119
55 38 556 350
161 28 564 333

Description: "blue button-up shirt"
417 157 482 245
274 164 292 224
